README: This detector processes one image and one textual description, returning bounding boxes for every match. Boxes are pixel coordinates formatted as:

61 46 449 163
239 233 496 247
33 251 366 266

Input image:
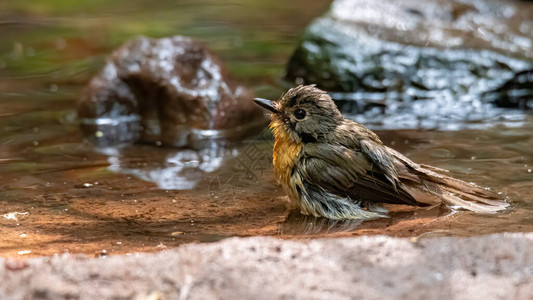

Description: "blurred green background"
0 0 331 96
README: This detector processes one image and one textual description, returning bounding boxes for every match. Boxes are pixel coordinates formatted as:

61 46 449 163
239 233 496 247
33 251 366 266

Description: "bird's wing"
296 143 419 206
334 120 400 189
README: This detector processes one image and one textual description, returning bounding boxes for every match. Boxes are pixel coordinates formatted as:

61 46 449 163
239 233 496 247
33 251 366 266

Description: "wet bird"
253 85 509 220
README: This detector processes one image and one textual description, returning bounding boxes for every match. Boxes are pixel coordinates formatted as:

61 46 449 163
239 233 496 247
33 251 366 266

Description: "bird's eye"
294 109 306 120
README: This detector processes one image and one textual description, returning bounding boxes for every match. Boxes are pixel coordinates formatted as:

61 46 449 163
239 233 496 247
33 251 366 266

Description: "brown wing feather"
299 143 419 206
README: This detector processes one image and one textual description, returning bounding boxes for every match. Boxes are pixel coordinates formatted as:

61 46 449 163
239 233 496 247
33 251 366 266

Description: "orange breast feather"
272 125 302 185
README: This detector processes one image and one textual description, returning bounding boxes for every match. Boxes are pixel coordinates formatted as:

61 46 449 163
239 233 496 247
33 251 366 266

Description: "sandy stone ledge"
1 233 532 300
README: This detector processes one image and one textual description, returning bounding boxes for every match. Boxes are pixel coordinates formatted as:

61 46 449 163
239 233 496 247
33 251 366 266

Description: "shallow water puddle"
0 123 532 257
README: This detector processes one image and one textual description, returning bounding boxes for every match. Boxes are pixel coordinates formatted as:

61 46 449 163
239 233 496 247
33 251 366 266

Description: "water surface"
0 0 531 257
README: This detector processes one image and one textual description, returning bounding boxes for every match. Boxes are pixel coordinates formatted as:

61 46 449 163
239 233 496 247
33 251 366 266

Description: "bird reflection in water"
279 204 450 235
280 210 365 235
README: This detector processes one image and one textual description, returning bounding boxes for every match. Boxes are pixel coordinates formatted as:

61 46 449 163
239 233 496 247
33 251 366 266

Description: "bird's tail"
389 149 510 213
419 166 509 213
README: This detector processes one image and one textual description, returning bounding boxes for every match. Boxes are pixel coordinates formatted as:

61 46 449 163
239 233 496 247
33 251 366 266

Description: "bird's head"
253 85 343 143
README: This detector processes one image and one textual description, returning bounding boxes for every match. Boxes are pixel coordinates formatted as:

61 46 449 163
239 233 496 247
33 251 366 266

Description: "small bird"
253 85 509 220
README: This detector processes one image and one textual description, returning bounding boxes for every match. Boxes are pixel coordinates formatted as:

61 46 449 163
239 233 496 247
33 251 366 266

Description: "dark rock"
78 36 267 148
286 0 533 117
482 69 533 109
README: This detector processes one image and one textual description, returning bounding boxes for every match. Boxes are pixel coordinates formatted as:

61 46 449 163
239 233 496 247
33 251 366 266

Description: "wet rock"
482 69 533 109
78 36 267 148
286 0 533 118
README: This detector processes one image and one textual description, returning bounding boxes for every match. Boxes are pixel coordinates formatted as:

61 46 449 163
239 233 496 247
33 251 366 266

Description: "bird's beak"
253 98 278 113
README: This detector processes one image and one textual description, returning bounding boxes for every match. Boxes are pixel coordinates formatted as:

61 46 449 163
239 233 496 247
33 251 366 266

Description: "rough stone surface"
78 36 267 148
1 233 532 299
286 0 533 116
